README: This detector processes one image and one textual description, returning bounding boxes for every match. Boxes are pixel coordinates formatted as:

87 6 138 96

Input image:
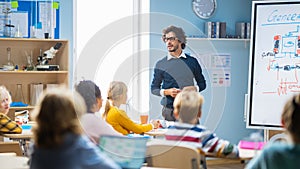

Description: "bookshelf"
0 38 69 120
187 37 250 48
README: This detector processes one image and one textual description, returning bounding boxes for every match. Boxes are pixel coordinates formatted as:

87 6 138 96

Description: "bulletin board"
0 0 60 38
248 1 300 129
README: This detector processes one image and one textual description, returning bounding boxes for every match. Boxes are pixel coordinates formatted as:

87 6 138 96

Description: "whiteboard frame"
247 0 300 130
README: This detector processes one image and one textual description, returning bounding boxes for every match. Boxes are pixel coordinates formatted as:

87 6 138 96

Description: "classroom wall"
60 0 257 143
149 0 256 144
59 0 74 87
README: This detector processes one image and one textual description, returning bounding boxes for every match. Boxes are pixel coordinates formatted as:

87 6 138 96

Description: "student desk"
141 167 175 169
0 155 29 169
204 147 261 168
144 129 167 138
146 138 261 169
2 133 33 157
239 147 261 159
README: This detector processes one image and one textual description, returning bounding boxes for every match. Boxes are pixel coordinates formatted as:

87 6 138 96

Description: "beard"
168 43 179 52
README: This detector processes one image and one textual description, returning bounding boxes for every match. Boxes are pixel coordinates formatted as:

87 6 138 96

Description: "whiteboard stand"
263 129 269 142
264 129 286 142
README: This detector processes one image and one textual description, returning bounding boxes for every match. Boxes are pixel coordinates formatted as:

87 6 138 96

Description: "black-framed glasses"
162 36 177 43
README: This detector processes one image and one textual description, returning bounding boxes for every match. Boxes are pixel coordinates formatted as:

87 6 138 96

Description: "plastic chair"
146 139 207 169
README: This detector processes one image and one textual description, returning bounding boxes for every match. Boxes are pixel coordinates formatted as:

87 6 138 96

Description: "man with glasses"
151 25 206 121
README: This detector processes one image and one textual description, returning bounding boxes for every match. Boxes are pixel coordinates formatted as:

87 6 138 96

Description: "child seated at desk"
103 81 160 135
164 90 239 158
246 94 300 169
75 80 122 144
29 87 120 169
0 85 22 134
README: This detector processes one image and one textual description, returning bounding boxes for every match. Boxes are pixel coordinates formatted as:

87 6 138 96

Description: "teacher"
151 25 206 121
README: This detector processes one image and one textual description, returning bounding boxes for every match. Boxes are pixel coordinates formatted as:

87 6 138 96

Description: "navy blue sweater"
151 54 206 108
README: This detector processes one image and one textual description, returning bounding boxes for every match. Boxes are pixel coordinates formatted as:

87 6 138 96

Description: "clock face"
192 0 217 19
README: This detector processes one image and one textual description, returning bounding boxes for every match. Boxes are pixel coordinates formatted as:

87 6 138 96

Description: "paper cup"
140 115 149 124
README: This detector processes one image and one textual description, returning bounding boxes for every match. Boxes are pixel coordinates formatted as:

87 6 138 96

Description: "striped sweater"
0 112 22 134
165 122 239 158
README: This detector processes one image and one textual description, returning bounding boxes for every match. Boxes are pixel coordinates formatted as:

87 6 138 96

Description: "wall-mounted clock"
192 0 217 19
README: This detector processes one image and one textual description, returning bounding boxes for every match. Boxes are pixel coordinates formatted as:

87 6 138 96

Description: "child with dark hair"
75 80 121 144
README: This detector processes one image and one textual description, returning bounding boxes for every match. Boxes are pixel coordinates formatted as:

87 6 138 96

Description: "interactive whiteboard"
248 1 300 129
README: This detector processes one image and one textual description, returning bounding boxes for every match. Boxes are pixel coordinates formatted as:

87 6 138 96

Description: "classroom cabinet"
0 38 69 120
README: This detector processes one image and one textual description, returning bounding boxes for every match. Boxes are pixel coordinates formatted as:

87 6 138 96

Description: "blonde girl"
103 81 159 135
0 85 22 133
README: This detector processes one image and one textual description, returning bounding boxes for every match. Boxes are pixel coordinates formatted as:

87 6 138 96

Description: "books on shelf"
220 22 226 38
236 22 251 39
205 22 212 38
246 22 251 39
205 21 226 38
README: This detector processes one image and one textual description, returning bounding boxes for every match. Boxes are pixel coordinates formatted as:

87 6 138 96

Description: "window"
74 0 149 120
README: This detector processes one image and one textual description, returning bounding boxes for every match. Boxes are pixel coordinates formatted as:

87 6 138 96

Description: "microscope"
36 42 62 71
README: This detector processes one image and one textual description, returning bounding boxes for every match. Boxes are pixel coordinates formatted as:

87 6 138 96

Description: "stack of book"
235 22 251 39
205 21 226 38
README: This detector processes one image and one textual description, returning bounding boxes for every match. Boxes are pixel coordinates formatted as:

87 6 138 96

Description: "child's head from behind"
282 94 300 142
173 90 204 124
0 85 12 114
33 87 86 148
75 80 102 112
107 81 127 103
103 81 127 118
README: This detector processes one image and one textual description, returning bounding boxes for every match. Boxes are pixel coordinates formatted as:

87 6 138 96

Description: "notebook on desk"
98 135 149 169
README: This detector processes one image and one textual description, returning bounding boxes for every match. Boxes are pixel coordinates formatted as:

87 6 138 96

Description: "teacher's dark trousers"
162 106 176 121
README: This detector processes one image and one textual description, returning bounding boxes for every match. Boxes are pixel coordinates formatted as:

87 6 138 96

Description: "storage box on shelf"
0 38 69 120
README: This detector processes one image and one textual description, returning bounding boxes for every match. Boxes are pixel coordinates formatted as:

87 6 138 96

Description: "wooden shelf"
187 37 250 49
10 106 35 110
0 38 68 42
0 38 69 120
0 71 68 74
187 37 250 41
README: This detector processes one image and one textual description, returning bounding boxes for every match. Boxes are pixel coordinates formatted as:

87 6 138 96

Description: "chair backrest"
146 139 202 169
99 135 149 169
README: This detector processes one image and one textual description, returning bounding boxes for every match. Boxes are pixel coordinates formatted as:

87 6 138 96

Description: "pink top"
80 113 122 144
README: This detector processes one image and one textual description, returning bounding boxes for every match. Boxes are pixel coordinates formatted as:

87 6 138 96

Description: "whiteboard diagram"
248 1 300 129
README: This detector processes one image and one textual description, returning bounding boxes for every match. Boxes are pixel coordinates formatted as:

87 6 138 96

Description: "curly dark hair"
162 25 187 49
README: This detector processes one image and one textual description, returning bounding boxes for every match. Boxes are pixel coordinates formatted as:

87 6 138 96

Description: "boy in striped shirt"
165 90 239 158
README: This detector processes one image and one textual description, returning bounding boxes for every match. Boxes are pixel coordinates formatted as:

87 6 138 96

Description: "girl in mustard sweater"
103 81 159 135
